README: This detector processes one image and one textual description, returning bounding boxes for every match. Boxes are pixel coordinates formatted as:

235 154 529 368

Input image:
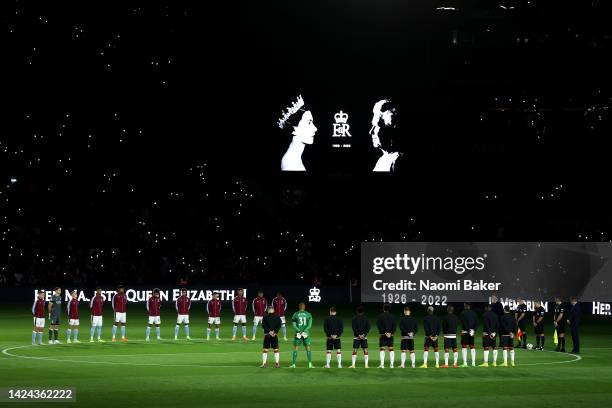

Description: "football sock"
282 324 286 338
503 349 508 364
444 352 449 365
453 351 458 365
471 348 476 365
252 324 257 338
423 351 429 364
306 351 312 362
326 352 331 366
493 349 498 362
522 335 527 346
561 337 565 349
32 331 36 343
434 351 440 366
536 337 540 347
401 351 406 366
462 347 467 364
351 352 357 366
112 325 117 338
483 349 489 362
49 329 53 341
145 326 151 338
510 349 515 364
380 350 385 366
90 326 95 338
73 329 78 340
541 336 545 348
120 326 125 337
96 326 102 338
37 332 43 344
274 351 280 364
389 350 394 366
155 327 160 338
54 329 58 340
67 329 71 339
262 352 268 365
232 325 238 337
185 325 190 337
241 325 247 337
336 351 342 365
364 351 369 366
410 352 416 367
175 325 179 338
207 328 211 338
214 328 219 338
292 350 298 364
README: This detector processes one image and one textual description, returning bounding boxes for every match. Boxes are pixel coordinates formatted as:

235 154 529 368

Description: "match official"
567 296 581 354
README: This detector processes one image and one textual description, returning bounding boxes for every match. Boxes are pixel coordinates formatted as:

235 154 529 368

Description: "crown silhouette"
277 95 305 129
309 287 320 295
334 110 348 124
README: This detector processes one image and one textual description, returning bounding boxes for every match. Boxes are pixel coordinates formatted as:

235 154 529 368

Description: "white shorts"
91 316 103 327
280 316 286 324
177 314 190 324
34 317 45 328
233 315 246 324
208 317 221 325
253 316 263 325
148 316 161 325
69 319 80 326
114 312 126 323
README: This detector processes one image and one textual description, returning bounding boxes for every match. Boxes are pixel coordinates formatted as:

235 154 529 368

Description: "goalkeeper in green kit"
290 302 314 368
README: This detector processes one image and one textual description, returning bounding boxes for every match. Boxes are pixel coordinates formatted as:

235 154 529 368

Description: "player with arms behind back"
232 288 249 341
459 302 478 367
66 290 80 343
441 305 459 368
376 304 397 368
479 304 499 367
32 289 46 345
533 301 545 350
290 302 313 368
323 306 344 368
420 306 441 368
399 306 418 368
175 288 191 340
272 292 288 341
351 305 371 368
145 288 162 341
500 305 517 367
206 292 222 340
261 306 282 368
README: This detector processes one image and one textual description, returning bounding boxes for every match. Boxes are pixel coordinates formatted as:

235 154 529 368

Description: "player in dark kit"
553 297 566 352
261 306 282 368
515 298 528 348
533 301 545 350
399 306 418 368
351 306 371 368
441 305 459 368
48 287 62 344
459 302 479 367
376 304 397 368
323 307 344 368
500 306 517 367
420 306 441 368
480 304 500 367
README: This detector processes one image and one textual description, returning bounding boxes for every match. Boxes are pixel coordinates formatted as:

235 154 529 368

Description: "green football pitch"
1 304 611 408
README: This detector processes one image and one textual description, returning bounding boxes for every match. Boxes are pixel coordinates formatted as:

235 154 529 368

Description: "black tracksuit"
568 303 582 353
324 315 344 350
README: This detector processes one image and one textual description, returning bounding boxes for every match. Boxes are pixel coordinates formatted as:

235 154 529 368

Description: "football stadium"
3 1 612 407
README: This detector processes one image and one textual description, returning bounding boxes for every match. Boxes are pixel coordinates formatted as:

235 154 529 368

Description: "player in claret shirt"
175 288 191 340
145 288 162 341
89 287 105 342
479 304 499 367
420 306 440 368
272 292 288 341
459 302 479 367
251 290 267 340
206 292 222 340
376 304 397 368
441 305 459 368
66 290 80 343
533 300 545 350
32 290 46 345
261 306 282 368
111 285 128 342
399 306 418 368
232 288 249 341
